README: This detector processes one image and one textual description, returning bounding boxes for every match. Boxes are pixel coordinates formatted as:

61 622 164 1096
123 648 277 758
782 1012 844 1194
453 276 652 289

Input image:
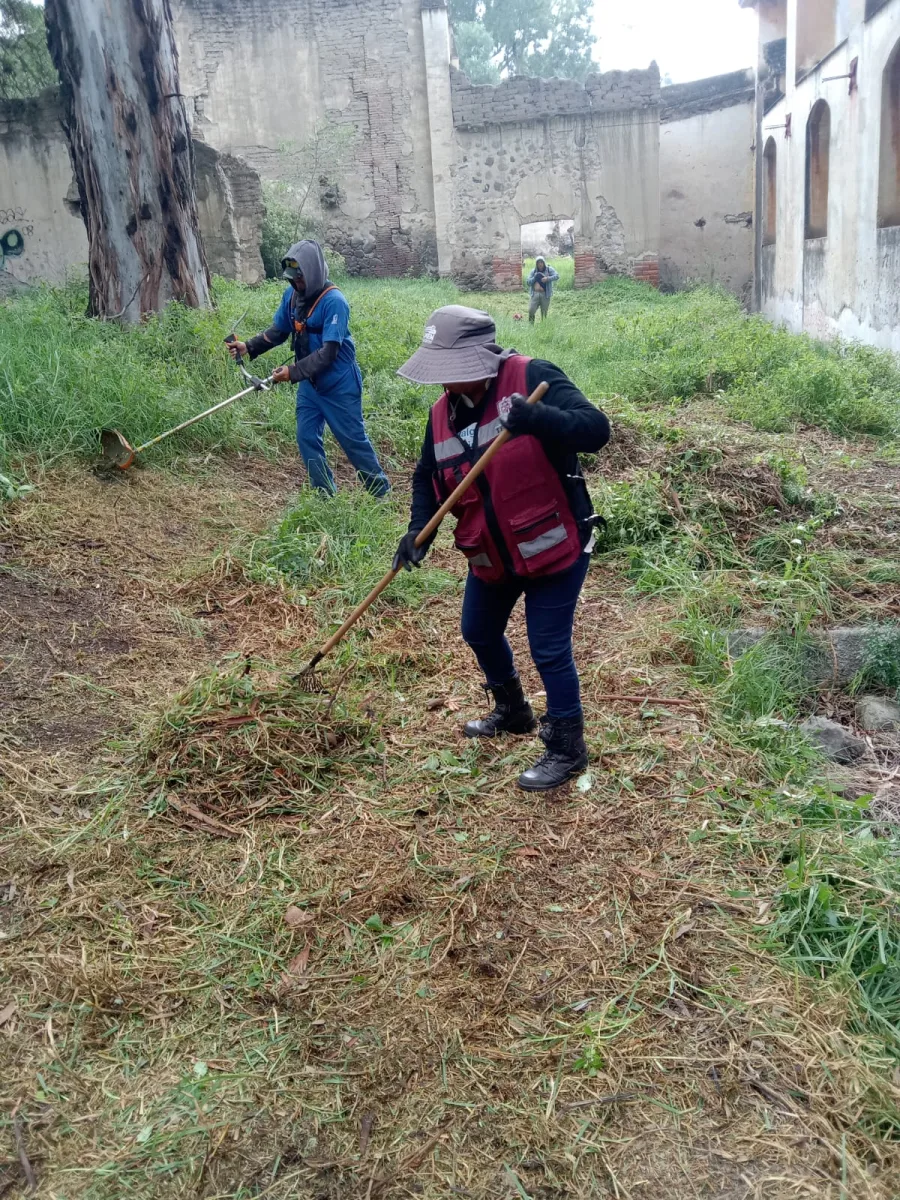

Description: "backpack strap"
293 284 338 334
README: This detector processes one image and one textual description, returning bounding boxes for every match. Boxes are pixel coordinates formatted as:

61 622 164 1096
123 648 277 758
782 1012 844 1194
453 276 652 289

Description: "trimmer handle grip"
225 333 244 366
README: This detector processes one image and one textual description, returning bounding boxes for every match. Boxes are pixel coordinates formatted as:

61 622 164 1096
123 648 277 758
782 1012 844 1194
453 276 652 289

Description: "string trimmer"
296 379 549 690
99 335 273 470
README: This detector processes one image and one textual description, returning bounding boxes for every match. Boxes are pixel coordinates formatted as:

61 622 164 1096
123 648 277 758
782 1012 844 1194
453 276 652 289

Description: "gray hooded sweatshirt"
283 239 328 299
245 240 360 393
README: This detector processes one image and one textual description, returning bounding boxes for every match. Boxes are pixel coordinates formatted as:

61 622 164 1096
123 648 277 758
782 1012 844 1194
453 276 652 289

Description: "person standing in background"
526 257 560 323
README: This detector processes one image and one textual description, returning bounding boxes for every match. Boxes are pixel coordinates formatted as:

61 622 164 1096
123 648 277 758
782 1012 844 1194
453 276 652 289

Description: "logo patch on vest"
497 396 513 419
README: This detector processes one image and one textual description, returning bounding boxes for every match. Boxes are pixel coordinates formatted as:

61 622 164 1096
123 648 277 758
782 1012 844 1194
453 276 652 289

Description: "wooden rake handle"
303 380 549 672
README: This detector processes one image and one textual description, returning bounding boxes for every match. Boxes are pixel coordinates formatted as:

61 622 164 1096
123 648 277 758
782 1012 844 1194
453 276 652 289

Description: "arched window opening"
877 39 900 228
805 100 830 239
763 137 777 245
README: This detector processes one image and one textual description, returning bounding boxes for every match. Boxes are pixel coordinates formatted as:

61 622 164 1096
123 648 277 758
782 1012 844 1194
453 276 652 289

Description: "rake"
296 379 548 690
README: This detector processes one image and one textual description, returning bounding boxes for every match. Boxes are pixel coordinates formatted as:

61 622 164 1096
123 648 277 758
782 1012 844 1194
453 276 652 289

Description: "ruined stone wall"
446 66 660 290
659 70 756 298
0 90 87 292
0 90 264 291
193 143 265 285
172 0 439 276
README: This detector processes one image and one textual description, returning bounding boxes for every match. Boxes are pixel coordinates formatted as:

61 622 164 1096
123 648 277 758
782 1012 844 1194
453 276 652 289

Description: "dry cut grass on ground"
2 416 900 1198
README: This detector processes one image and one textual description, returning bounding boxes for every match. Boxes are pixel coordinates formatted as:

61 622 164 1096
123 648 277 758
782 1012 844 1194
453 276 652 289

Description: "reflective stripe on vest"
477 417 504 447
434 435 465 462
519 523 568 559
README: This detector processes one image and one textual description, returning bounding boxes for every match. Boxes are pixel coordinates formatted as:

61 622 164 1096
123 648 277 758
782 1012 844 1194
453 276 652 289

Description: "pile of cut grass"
3 273 900 1196
142 663 374 829
6 608 900 1197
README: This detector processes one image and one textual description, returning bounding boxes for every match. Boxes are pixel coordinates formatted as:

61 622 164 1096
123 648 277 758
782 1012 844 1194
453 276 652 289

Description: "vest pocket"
509 505 572 574
454 533 505 582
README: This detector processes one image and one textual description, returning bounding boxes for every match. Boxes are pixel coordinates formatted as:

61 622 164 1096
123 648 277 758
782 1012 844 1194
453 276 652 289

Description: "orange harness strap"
293 284 338 334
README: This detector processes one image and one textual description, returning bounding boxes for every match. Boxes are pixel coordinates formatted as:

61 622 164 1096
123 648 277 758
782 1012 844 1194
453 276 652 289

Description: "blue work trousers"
460 553 590 719
296 388 390 497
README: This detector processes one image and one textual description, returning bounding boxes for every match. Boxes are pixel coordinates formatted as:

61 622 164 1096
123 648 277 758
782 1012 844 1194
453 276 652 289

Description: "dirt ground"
0 455 303 769
2 434 899 1199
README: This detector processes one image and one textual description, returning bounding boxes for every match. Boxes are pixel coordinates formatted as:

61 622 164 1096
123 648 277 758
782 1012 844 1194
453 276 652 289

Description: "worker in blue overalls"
227 240 390 496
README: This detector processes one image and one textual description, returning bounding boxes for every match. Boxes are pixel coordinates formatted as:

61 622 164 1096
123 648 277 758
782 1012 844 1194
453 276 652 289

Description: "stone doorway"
519 219 575 291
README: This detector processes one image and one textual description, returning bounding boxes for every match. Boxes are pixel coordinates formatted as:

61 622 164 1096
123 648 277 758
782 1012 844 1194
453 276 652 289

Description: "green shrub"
590 475 674 547
260 184 349 282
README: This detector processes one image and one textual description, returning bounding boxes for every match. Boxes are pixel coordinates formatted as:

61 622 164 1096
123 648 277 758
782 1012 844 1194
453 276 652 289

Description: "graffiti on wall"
0 207 33 269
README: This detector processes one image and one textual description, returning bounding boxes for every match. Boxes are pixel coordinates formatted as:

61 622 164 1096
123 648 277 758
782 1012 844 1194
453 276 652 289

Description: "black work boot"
517 714 588 792
463 674 537 738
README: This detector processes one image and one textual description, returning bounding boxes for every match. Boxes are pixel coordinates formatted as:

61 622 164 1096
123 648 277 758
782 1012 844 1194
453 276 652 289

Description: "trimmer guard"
100 428 136 470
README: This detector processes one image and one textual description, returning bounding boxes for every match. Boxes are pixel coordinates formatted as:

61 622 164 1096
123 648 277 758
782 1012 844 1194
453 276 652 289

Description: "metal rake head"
293 667 326 694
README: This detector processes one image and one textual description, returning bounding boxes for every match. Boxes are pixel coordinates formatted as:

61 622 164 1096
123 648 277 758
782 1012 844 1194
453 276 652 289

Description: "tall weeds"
2 276 897 479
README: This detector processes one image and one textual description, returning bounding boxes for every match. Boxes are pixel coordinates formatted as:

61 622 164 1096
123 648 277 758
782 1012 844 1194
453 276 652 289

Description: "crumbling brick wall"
172 0 439 277
447 66 660 291
451 68 659 128
658 69 755 298
193 142 265 284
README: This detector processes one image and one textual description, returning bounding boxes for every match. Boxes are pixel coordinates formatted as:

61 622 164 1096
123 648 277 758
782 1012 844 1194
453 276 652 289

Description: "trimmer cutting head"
100 428 136 470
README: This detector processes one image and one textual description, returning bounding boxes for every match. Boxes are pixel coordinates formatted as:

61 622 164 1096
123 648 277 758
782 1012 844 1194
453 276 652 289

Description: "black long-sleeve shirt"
246 328 340 384
409 358 610 540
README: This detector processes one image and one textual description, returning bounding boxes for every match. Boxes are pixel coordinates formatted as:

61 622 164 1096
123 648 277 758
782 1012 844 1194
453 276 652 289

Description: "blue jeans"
460 554 590 719
296 388 390 497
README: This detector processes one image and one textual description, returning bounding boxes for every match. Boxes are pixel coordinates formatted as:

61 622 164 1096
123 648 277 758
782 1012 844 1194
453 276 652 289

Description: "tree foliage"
452 20 500 85
450 0 595 83
0 0 57 99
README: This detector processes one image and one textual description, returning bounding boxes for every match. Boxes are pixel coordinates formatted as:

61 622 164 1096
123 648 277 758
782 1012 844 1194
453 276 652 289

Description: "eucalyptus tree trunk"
44 0 211 321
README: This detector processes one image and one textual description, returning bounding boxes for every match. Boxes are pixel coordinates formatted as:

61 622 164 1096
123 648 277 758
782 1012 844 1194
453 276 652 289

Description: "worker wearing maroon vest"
393 306 610 791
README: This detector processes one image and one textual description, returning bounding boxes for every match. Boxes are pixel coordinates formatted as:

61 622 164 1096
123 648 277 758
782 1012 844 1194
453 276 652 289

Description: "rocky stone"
799 717 867 764
193 142 265 286
727 627 893 686
855 694 900 732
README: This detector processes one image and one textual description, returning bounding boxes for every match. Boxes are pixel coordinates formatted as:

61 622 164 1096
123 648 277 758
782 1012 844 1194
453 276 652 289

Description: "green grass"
2 275 897 485
5 273 900 1191
246 486 458 612
854 623 900 695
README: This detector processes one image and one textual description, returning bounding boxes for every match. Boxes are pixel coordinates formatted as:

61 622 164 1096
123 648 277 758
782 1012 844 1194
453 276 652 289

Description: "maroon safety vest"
430 355 583 583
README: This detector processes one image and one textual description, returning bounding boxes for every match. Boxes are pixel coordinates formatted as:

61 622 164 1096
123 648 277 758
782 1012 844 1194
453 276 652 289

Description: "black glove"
393 530 428 572
500 394 538 436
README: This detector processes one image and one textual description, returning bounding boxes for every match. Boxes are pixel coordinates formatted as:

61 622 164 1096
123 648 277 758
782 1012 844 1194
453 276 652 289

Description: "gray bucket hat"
397 305 504 385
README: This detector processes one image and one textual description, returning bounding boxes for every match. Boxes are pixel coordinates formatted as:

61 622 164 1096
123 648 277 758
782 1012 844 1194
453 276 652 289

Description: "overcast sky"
592 0 757 83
